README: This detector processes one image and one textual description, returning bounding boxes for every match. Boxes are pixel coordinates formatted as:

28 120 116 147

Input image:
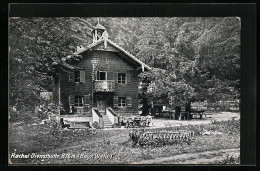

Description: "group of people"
125 115 152 128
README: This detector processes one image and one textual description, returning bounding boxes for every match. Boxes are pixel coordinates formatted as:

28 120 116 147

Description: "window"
118 97 126 107
97 31 102 40
69 71 85 83
97 71 107 80
118 73 126 84
74 96 84 107
74 71 80 82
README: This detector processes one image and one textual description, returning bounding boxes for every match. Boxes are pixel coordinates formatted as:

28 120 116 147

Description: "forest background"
8 17 240 118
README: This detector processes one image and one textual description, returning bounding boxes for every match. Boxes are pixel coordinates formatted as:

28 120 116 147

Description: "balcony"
94 80 115 92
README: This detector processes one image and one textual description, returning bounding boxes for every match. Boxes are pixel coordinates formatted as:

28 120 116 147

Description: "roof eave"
63 38 151 70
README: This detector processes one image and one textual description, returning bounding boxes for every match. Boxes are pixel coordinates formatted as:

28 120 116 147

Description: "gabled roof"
52 61 84 70
63 38 151 70
106 39 151 70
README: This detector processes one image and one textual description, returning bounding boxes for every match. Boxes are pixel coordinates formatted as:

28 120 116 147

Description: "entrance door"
97 99 107 112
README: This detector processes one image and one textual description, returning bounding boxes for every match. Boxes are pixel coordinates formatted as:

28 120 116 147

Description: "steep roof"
64 38 151 70
52 60 84 71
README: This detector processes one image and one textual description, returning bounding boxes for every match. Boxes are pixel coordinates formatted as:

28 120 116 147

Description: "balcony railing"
94 80 115 92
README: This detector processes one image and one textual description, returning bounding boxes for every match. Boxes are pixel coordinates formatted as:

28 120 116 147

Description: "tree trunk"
141 97 149 116
185 101 191 112
175 106 181 120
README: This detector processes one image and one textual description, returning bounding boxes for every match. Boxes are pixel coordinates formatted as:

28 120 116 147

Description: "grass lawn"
9 117 240 164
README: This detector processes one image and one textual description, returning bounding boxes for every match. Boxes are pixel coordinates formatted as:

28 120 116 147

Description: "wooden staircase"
102 113 113 128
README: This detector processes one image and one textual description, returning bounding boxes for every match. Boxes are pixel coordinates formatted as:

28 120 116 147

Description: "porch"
94 80 115 92
60 107 119 129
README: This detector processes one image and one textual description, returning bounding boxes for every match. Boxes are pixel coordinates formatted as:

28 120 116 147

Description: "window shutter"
108 72 114 80
80 71 85 83
69 72 74 82
83 95 90 106
96 70 99 80
127 73 131 84
114 72 118 83
69 95 75 105
113 96 118 108
94 70 97 81
126 96 132 108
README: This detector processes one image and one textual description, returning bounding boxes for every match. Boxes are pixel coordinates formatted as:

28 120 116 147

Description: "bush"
9 106 35 122
35 102 62 120
218 154 240 164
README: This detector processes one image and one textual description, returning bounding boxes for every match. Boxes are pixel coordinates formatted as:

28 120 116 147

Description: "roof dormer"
91 23 109 43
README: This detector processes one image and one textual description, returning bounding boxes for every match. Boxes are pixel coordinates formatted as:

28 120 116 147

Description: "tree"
9 18 88 116
137 17 240 107
9 17 241 118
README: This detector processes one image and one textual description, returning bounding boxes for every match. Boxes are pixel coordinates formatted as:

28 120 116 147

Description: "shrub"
218 154 240 164
35 102 62 120
9 106 35 123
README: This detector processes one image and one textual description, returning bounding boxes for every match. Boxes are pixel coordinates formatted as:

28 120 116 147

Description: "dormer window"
97 32 102 40
91 23 108 43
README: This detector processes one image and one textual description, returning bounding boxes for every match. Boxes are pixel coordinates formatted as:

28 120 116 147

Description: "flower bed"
129 129 196 147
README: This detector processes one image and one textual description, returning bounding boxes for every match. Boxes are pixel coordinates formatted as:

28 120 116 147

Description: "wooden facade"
53 23 150 118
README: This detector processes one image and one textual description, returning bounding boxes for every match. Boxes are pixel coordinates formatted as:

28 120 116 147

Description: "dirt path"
103 112 240 130
150 112 240 129
132 148 240 164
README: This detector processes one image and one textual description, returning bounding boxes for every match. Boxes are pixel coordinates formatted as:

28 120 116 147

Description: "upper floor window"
69 71 85 83
97 71 107 80
118 73 126 84
97 31 102 40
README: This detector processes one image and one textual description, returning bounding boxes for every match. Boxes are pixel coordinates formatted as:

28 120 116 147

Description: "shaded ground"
104 111 240 130
134 148 240 164
9 112 240 164
151 112 240 128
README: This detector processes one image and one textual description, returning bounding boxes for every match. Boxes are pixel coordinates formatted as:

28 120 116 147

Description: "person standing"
146 114 152 126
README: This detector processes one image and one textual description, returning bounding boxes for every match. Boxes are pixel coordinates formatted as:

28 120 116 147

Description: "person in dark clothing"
141 97 149 116
175 106 181 120
185 102 191 119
